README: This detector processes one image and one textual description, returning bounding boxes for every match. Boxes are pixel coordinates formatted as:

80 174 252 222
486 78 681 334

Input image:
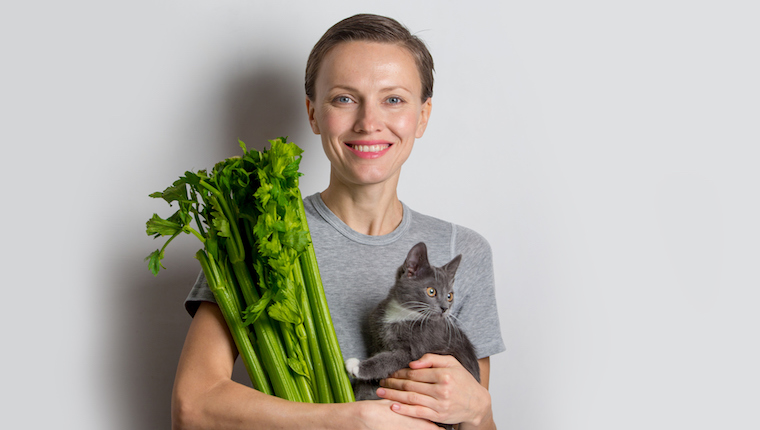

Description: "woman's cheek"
322 112 353 139
392 113 420 140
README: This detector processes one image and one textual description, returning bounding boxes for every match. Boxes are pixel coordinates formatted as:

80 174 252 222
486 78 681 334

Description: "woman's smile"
345 141 393 159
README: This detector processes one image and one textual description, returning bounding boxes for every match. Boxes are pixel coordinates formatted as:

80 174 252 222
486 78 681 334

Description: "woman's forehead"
316 41 421 93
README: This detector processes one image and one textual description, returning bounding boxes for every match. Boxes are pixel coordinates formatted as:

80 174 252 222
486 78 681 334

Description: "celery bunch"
146 138 354 403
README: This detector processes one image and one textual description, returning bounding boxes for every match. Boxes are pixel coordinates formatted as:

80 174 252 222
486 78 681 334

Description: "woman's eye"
386 96 402 104
334 96 353 104
427 288 437 297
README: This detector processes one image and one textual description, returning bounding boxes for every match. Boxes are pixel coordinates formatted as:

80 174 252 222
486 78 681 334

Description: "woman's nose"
354 103 381 133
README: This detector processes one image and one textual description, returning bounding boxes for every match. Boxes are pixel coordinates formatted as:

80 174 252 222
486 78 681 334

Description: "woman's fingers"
388 401 445 423
376 384 435 409
378 366 458 422
356 399 441 430
385 367 441 384
408 353 460 370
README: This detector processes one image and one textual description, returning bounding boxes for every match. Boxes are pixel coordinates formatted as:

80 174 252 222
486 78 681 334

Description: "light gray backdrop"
3 1 758 429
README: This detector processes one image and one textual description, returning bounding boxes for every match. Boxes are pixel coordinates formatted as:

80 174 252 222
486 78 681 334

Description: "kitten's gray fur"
345 242 480 429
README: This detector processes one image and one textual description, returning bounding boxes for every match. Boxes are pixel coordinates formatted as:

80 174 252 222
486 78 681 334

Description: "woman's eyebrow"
329 85 358 92
328 85 412 93
379 85 412 94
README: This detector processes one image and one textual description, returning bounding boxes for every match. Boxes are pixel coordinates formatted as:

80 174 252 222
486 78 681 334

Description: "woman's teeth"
348 144 390 152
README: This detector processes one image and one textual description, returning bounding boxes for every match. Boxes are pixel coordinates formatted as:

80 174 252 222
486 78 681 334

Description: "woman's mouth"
347 143 391 152
345 141 393 159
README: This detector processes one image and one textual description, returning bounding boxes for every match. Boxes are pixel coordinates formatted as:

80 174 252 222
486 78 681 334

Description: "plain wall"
2 1 758 428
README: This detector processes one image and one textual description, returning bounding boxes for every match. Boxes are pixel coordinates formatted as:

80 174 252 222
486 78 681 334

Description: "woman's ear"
415 97 432 138
306 97 320 134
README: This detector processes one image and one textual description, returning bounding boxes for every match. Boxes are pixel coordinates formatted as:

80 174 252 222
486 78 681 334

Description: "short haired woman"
173 14 504 429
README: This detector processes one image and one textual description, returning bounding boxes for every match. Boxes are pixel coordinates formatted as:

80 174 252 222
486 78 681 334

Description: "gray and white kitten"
346 242 480 427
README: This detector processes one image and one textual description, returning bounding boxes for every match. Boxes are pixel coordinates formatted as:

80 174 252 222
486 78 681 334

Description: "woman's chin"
339 168 401 189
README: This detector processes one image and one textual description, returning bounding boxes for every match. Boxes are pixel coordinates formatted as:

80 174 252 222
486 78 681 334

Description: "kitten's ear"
405 242 430 278
443 254 462 278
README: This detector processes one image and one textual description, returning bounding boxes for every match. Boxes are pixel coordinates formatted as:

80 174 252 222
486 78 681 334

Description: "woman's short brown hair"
305 14 434 102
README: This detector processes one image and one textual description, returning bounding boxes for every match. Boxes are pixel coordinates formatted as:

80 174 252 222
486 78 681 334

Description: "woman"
174 14 504 429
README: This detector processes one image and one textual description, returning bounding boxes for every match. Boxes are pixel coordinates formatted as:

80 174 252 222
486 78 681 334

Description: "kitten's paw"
345 358 361 378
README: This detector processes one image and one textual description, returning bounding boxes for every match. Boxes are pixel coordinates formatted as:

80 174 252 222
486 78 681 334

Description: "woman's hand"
353 399 442 430
376 354 494 428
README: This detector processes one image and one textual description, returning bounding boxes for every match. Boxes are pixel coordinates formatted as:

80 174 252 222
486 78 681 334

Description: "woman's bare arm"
171 302 440 430
459 358 496 430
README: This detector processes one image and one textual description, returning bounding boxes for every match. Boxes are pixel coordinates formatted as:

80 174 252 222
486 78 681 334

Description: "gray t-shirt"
185 193 505 361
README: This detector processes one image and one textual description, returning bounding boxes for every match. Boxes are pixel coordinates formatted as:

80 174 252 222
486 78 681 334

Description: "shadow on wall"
220 62 308 155
105 60 306 429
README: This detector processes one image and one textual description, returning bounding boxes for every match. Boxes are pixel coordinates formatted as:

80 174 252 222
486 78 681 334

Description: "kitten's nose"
440 306 448 313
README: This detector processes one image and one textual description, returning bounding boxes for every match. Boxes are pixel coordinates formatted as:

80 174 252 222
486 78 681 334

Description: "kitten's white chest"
382 299 421 324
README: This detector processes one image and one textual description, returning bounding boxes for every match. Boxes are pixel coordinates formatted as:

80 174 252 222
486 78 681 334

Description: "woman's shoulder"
405 205 492 255
453 223 492 255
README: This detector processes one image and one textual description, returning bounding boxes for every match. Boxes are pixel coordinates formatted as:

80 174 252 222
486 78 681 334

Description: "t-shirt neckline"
308 193 412 246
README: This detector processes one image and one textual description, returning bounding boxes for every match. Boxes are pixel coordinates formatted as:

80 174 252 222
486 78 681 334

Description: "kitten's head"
392 242 462 319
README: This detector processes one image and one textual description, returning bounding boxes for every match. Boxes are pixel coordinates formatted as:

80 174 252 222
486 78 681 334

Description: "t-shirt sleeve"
452 225 506 359
185 270 217 317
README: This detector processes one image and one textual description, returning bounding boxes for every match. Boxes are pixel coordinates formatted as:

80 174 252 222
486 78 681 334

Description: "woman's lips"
345 141 393 159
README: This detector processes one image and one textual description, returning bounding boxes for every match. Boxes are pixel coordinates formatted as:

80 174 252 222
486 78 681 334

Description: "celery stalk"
297 193 355 403
231 260 303 402
294 264 334 403
196 250 272 395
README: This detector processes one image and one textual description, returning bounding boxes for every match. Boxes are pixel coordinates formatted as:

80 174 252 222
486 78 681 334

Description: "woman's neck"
320 176 403 236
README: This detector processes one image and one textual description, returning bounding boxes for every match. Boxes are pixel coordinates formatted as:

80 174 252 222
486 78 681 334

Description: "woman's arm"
172 302 330 429
376 355 496 429
172 302 440 430
461 357 496 430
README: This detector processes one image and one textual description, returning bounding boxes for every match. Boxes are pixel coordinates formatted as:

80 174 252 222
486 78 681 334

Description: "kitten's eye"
447 292 454 302
427 288 437 297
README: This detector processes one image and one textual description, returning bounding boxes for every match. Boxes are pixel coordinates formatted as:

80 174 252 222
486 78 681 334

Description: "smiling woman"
173 13 504 430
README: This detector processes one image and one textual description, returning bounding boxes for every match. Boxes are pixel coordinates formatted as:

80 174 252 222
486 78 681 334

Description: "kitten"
345 242 480 428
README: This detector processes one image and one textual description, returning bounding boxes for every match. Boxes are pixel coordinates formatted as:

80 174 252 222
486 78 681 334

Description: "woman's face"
306 41 432 189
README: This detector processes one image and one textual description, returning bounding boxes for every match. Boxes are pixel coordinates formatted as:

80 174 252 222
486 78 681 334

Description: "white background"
2 1 758 429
